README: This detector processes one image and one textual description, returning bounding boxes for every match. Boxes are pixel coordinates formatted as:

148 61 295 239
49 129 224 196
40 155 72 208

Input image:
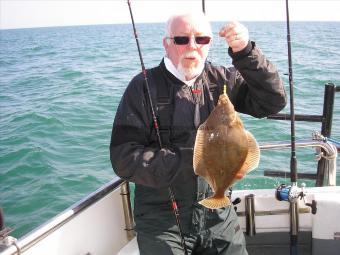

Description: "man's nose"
187 36 198 49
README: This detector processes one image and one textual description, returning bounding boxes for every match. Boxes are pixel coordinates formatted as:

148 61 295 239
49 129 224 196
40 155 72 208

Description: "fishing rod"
286 0 297 184
275 1 306 255
285 0 299 254
126 1 188 254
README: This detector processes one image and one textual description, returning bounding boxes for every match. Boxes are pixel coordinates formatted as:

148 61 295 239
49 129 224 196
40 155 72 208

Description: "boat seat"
116 237 140 255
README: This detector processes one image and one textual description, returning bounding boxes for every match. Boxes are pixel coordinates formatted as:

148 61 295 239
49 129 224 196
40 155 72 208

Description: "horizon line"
2 20 339 31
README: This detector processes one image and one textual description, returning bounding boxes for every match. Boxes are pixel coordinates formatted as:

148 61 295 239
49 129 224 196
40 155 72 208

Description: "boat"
1 0 340 253
0 82 339 255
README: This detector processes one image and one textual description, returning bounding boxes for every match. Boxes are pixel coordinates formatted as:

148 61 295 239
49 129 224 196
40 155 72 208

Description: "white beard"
177 52 205 80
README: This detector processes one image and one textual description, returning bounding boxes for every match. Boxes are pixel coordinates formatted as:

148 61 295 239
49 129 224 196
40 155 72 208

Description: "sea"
1 21 340 238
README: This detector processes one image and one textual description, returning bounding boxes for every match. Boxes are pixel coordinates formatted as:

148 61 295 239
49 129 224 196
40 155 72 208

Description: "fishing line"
126 1 188 254
202 0 206 14
202 0 233 71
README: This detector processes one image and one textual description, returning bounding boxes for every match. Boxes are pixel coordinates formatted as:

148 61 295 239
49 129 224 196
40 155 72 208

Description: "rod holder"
245 194 256 236
120 181 135 240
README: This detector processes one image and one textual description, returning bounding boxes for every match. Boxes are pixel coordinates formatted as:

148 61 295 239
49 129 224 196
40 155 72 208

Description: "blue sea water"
0 22 340 238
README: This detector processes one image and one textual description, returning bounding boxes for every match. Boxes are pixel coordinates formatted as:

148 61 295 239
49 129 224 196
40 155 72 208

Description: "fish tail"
198 196 230 209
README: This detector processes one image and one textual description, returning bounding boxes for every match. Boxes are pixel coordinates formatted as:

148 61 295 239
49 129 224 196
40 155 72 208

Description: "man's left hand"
219 21 249 53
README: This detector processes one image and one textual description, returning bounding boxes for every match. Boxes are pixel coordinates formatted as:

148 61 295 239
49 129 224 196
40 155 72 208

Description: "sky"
1 0 340 30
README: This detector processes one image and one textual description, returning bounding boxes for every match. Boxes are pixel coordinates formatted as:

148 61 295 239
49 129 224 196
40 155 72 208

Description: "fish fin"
198 196 231 209
239 131 260 175
193 127 208 176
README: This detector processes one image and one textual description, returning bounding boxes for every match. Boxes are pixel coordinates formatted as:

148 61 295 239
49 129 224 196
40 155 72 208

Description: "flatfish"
193 89 260 209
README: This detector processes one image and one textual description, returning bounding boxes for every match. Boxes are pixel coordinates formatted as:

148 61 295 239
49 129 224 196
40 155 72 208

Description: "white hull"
1 179 131 255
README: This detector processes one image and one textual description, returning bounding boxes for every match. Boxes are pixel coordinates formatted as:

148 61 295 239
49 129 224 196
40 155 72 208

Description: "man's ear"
163 37 169 51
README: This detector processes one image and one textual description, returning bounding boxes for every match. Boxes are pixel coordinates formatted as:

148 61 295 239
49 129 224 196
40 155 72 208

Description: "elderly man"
110 12 286 255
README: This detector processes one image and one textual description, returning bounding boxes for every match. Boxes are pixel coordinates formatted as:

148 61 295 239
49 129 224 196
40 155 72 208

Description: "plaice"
193 91 260 209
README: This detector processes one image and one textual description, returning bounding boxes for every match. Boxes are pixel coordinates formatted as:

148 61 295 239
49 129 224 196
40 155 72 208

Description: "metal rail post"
316 83 336 186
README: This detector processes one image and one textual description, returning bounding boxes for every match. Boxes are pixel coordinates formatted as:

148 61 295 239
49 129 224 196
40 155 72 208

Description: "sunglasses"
168 36 211 45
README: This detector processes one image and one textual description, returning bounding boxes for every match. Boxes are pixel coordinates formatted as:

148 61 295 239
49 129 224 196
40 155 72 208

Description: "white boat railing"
1 177 129 255
260 135 338 186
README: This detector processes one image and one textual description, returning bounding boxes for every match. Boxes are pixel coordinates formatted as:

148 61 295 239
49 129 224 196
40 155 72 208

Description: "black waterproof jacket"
110 41 286 235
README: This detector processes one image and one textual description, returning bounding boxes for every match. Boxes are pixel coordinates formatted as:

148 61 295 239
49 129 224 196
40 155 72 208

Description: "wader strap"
148 67 173 145
147 65 237 145
228 67 237 93
203 66 237 112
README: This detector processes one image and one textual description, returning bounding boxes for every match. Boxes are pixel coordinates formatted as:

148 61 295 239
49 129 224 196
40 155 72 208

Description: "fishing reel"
276 184 302 202
276 183 317 214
